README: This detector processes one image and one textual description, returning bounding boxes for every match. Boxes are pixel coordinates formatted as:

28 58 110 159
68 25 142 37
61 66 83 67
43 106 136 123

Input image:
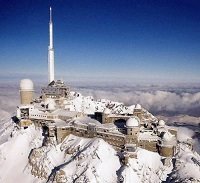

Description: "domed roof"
126 117 140 127
135 104 142 110
158 120 165 126
20 79 34 91
162 131 173 141
103 108 111 114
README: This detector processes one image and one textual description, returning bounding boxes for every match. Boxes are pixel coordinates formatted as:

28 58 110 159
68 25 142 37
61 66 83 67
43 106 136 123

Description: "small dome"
20 79 34 91
162 131 173 141
158 120 165 126
135 104 142 110
103 108 111 114
126 117 140 127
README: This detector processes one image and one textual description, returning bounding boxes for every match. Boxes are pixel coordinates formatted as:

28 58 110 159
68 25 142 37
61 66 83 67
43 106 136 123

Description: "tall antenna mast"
48 6 55 83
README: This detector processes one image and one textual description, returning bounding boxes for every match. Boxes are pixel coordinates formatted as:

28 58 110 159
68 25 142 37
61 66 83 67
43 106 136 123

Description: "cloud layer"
73 83 200 117
1 81 200 122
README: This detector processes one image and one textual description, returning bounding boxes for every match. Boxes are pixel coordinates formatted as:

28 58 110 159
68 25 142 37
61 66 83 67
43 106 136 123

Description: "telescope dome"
20 79 34 91
158 120 165 126
126 117 140 127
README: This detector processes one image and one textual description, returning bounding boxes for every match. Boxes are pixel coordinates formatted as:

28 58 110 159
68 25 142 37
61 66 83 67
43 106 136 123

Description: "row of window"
31 114 47 118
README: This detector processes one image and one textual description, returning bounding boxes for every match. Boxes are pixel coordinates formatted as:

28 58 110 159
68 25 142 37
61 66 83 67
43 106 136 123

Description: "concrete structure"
41 80 70 99
48 7 55 83
20 79 34 104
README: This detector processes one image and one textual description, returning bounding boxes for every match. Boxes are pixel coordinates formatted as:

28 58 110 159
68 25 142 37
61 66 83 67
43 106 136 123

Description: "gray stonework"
24 112 178 158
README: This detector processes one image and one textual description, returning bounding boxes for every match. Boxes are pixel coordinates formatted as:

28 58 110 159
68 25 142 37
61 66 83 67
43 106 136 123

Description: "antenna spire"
50 6 52 23
48 6 55 83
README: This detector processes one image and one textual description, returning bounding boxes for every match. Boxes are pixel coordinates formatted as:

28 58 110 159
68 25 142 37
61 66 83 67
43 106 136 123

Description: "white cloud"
76 87 200 116
1 81 200 118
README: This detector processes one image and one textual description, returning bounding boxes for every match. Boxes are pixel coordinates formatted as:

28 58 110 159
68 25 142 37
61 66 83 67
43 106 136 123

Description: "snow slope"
30 134 121 183
0 124 43 183
119 148 173 183
0 119 199 183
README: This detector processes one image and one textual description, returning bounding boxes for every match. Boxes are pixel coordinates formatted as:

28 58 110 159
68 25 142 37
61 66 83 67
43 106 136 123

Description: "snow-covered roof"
52 109 80 118
103 108 111 114
30 108 46 115
74 117 102 126
18 104 34 109
107 114 130 118
101 123 117 130
45 98 56 110
54 119 69 127
135 104 142 110
127 105 135 114
138 131 159 141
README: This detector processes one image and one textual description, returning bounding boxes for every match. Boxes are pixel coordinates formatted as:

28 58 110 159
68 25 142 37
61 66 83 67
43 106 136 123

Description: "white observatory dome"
162 131 173 141
135 104 142 110
103 108 111 114
158 120 165 126
126 117 140 127
20 79 34 91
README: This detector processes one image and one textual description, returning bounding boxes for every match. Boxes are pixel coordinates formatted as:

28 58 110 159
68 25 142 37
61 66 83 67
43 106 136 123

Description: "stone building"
41 80 70 100
15 78 178 158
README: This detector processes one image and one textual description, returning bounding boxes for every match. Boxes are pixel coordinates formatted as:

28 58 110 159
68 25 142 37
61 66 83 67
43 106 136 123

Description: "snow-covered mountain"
0 90 199 183
0 119 199 183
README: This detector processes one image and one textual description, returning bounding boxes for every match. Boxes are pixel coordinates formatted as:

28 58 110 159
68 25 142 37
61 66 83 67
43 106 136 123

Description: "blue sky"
0 0 200 83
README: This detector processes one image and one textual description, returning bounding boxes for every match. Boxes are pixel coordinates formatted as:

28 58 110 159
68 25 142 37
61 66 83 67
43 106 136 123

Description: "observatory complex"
14 7 178 160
